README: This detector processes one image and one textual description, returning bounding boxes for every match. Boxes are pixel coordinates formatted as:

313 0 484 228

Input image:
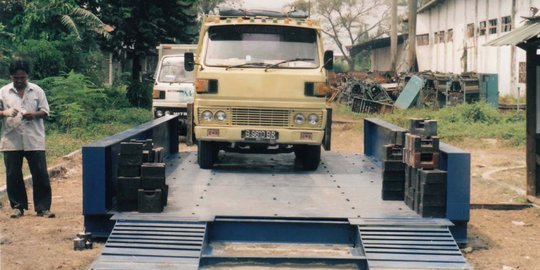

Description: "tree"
0 0 111 80
92 0 198 81
197 0 241 15
7 0 110 42
315 0 390 71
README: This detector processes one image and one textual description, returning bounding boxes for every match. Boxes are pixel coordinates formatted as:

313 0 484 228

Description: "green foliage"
35 72 151 132
126 80 153 109
460 102 499 124
333 60 349 73
94 0 198 79
38 72 105 130
336 102 526 147
16 39 66 79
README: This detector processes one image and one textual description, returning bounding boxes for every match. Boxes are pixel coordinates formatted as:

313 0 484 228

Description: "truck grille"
232 108 290 127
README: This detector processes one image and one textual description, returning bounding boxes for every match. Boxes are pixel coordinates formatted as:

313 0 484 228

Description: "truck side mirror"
185 52 195 71
323 50 333 70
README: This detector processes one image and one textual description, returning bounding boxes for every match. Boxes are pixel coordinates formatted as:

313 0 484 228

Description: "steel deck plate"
113 151 417 221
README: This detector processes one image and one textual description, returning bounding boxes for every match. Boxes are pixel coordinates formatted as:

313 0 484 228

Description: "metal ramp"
357 219 469 269
91 220 206 270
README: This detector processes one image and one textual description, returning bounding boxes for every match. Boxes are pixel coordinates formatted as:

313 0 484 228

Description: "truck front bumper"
195 126 324 145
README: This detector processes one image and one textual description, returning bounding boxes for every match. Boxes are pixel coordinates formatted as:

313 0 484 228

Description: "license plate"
242 130 278 141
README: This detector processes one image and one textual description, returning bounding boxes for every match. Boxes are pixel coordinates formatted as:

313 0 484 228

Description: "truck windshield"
205 25 319 68
158 56 194 83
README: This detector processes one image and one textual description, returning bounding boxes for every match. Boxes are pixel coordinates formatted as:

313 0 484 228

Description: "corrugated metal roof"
348 34 408 55
485 20 540 47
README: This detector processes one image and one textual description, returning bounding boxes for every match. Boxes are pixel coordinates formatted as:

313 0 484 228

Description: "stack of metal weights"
116 139 167 213
381 144 406 200
403 119 447 218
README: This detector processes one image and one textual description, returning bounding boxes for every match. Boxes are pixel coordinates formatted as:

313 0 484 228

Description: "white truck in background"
152 44 197 135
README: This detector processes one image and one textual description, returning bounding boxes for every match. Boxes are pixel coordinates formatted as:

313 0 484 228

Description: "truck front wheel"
198 141 217 169
295 145 321 171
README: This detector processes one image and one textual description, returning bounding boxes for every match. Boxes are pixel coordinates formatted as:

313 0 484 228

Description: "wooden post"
408 0 417 72
390 0 398 73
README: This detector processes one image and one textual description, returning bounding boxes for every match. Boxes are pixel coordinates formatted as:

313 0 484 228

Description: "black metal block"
419 169 447 184
117 176 141 199
419 193 446 206
162 184 168 206
382 170 405 181
117 165 140 177
152 147 164 163
120 142 143 155
421 183 447 195
141 163 166 178
118 154 143 166
382 180 404 191
117 176 141 211
408 118 438 137
130 139 153 151
418 204 446 218
141 176 166 190
142 150 153 163
382 160 406 171
138 189 163 213
382 144 403 161
382 190 404 201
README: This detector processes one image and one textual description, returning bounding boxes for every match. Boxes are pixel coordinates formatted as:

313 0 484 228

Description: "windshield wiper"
264 58 314 71
225 62 268 70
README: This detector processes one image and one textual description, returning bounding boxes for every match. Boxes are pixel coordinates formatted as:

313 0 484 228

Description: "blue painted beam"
82 115 179 235
364 118 407 162
364 118 470 244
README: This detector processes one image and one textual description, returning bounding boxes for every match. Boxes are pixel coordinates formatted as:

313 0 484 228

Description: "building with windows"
415 0 540 97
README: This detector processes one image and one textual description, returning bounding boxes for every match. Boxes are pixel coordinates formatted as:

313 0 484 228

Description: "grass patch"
334 102 525 147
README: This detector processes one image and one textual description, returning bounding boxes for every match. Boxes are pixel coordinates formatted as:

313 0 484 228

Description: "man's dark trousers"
4 151 51 211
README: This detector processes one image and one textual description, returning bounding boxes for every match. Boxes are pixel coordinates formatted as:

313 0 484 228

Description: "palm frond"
72 7 105 26
60 15 81 40
72 7 113 40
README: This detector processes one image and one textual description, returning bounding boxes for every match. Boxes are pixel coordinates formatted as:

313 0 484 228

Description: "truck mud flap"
186 102 195 146
323 107 332 151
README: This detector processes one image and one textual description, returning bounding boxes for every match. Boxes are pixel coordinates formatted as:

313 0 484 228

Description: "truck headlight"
202 110 213 121
294 113 305 125
307 114 319 125
215 111 227 121
156 110 164 117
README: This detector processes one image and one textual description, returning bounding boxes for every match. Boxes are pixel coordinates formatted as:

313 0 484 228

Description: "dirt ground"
0 117 539 270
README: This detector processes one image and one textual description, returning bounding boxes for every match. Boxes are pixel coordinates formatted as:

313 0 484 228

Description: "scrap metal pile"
330 72 397 114
330 71 481 113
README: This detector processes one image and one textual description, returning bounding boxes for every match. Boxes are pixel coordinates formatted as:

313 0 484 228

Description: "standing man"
0 59 55 218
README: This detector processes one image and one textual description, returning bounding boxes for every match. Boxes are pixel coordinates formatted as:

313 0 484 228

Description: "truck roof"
203 14 321 30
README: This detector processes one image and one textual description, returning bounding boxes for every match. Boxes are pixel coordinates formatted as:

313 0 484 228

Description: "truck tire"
198 141 215 169
295 145 321 171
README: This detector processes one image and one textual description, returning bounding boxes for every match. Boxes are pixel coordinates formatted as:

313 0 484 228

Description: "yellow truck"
185 9 333 170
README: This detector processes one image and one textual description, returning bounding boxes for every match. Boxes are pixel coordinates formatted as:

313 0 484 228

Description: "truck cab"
186 10 333 170
152 44 196 134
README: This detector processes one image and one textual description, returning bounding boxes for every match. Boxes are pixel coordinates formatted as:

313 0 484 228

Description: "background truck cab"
152 44 197 135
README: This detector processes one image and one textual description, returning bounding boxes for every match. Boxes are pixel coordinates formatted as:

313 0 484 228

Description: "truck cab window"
205 25 319 68
158 56 194 83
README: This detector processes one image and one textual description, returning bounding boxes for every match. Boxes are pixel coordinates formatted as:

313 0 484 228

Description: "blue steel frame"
364 118 470 244
82 115 179 237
